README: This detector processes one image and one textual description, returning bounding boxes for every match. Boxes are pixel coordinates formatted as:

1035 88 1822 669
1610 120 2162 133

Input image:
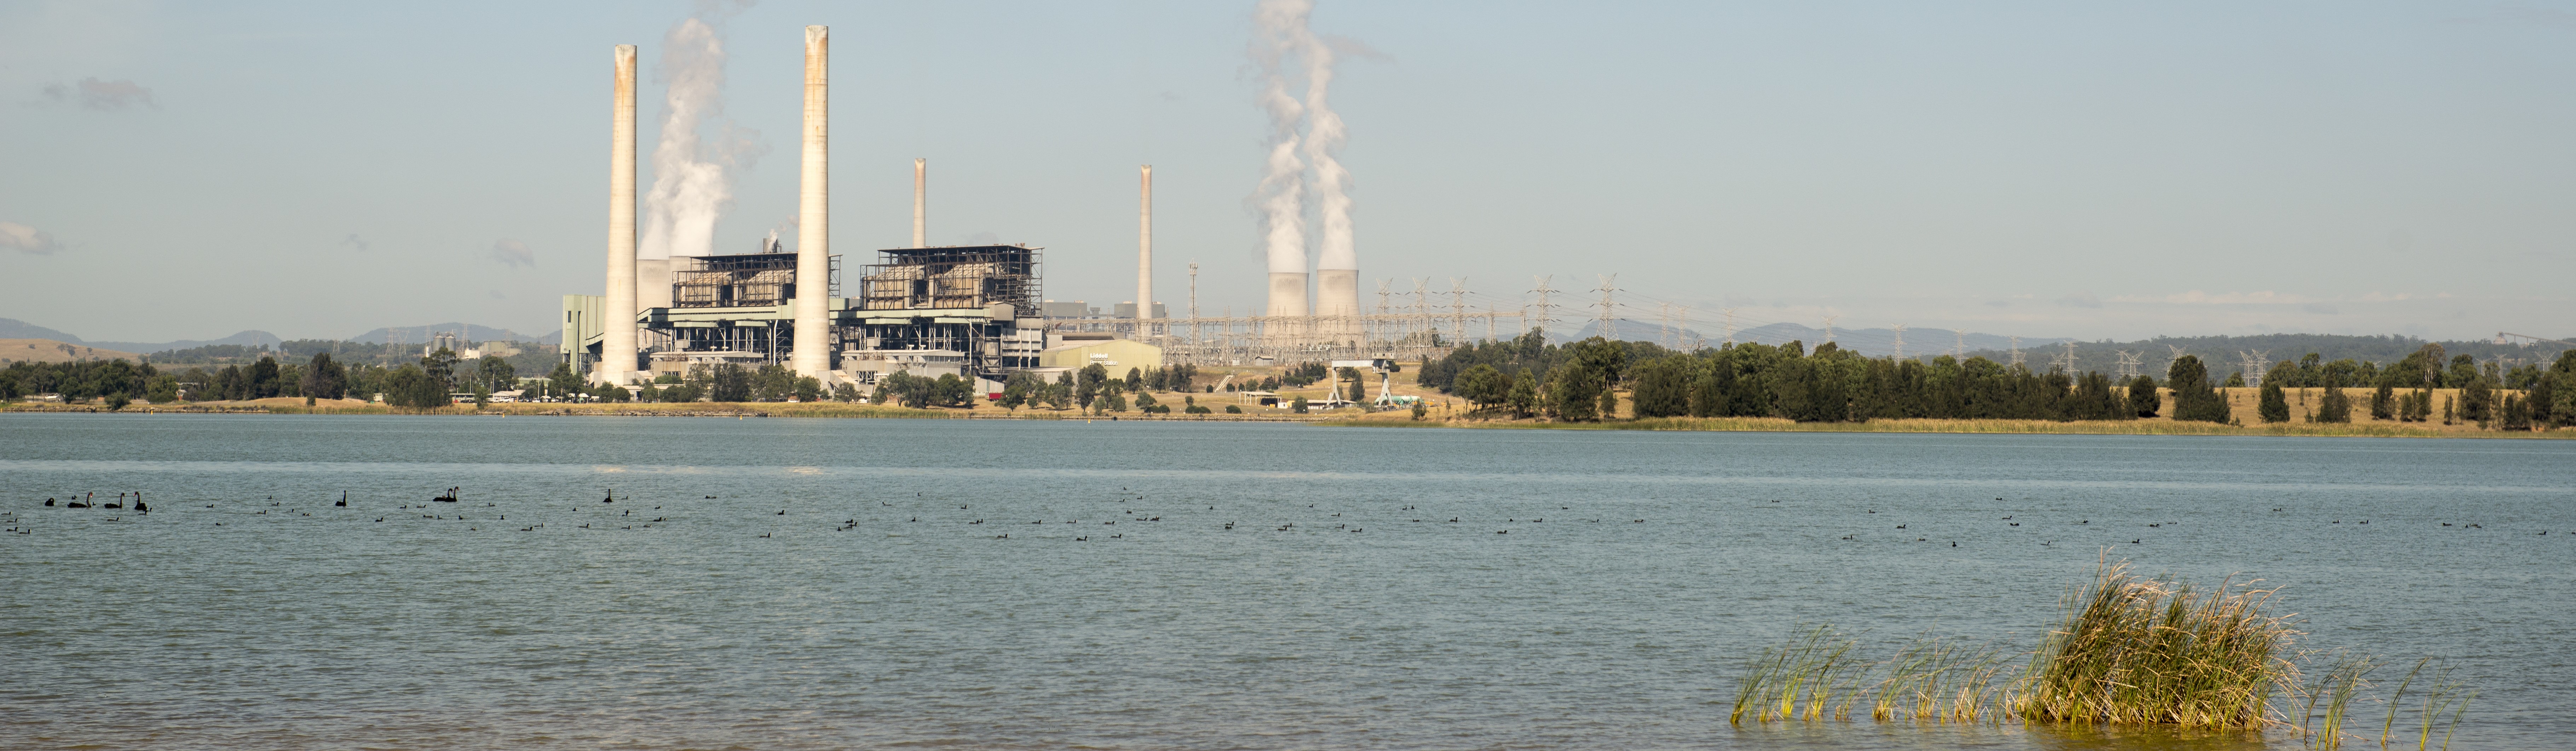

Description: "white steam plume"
1293 17 1354 273
639 8 765 260
1250 0 1309 275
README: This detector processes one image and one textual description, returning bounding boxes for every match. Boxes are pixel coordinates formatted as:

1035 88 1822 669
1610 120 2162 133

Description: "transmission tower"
1954 329 1966 359
1449 277 1469 344
1527 275 1558 335
1411 278 1432 350
1591 274 1620 340
2239 350 2270 386
1723 308 1737 345
2054 341 2078 373
2113 350 2141 380
1890 325 1906 360
1677 304 1695 350
1823 315 1838 344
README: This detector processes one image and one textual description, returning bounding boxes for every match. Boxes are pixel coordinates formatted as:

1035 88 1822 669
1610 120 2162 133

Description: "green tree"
2127 376 2160 417
2460 377 2493 425
794 376 823 403
1629 358 1690 418
1552 366 1601 422
2370 383 2395 420
2257 379 2290 423
710 363 752 402
1077 363 1107 412
2167 355 2229 423
477 356 515 392
243 356 281 399
933 373 973 407
1000 371 1036 411
2444 354 2479 388
421 349 460 395
1505 374 1540 418
1289 395 1307 414
302 352 348 400
545 362 580 399
145 374 181 403
1455 364 1510 411
2315 372 2352 423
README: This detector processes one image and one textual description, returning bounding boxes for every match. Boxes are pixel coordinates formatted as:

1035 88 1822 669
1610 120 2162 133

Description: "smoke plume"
639 7 766 260
1250 0 1309 275
1293 17 1354 273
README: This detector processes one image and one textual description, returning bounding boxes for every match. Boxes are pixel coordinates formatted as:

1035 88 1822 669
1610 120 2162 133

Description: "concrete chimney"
1137 165 1152 324
601 44 639 385
913 158 926 247
791 25 832 378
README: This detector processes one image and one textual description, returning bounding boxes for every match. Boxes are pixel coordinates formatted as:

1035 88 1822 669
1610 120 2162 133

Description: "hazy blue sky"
4 1 2572 344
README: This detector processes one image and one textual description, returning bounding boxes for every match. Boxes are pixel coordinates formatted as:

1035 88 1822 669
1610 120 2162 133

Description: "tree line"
1420 331 2575 430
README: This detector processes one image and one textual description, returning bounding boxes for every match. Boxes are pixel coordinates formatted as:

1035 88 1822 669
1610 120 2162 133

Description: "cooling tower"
790 25 831 378
601 44 639 385
1267 271 1309 325
1314 270 1357 343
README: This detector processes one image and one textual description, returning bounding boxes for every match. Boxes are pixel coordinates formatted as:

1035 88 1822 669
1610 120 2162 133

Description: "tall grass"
1728 558 2473 742
2016 560 2298 728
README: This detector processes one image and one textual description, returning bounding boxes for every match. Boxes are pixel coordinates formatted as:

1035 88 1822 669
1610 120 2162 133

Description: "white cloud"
2055 292 2102 308
489 238 535 268
339 234 369 252
0 222 64 254
40 78 156 110
2108 290 2317 305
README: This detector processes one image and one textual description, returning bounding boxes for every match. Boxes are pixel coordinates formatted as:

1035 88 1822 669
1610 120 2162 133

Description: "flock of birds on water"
6 486 2564 544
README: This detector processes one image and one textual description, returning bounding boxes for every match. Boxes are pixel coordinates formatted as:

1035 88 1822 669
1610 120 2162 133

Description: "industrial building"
563 26 1471 399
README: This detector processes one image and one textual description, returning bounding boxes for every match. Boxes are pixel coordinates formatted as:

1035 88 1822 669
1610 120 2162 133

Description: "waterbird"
337 491 347 507
2132 539 2142 544
44 499 53 506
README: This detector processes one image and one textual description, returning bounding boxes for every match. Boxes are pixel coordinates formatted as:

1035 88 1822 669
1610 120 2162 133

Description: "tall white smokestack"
912 157 926 247
790 25 831 378
1137 165 1152 325
601 44 639 385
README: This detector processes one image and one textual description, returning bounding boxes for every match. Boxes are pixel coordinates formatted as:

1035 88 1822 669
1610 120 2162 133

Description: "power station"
564 24 1507 395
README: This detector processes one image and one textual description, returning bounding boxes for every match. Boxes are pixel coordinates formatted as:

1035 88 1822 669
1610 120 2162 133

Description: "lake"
2 414 2570 749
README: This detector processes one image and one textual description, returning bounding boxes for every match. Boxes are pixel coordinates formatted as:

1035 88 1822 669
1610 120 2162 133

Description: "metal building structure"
837 244 1047 383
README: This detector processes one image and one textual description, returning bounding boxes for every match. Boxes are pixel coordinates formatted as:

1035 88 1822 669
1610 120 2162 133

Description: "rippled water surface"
3 414 2571 750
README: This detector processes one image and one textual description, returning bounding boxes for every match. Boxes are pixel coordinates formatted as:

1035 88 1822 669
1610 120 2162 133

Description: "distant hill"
1963 333 2574 379
1557 319 2071 357
0 317 555 354
349 323 558 345
0 317 282 354
0 338 142 365
0 319 83 343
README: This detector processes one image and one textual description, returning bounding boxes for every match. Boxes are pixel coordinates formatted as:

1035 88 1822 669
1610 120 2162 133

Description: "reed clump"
2016 560 2297 728
1727 558 2473 746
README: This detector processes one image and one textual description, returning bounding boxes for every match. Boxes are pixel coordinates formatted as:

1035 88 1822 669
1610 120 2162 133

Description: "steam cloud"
1250 0 1309 275
1249 0 1358 273
639 5 766 260
41 78 156 110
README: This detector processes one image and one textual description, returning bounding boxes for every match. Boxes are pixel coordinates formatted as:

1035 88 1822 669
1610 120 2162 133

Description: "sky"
3 0 2572 344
